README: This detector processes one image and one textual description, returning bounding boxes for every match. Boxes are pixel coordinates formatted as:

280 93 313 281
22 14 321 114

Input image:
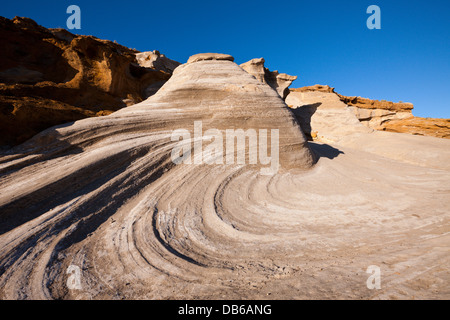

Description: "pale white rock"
135 50 181 98
187 53 234 64
349 106 414 129
240 57 297 99
149 53 315 169
286 89 450 170
135 50 181 74
286 89 372 142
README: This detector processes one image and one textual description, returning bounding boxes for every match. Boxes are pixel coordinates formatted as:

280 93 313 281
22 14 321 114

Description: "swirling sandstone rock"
1 54 450 301
148 53 315 170
0 53 316 299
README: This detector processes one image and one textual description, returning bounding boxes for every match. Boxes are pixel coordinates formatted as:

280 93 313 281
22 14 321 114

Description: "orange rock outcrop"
289 85 449 139
0 17 172 146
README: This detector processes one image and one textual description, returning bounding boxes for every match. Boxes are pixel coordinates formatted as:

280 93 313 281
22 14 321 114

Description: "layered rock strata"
288 85 449 139
1 55 449 301
0 17 175 146
0 53 316 299
240 58 297 99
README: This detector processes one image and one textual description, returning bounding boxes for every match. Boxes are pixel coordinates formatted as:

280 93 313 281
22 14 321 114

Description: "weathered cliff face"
287 85 449 139
0 17 175 147
285 85 450 171
240 58 297 99
338 94 414 130
286 85 372 143
380 117 450 139
338 93 450 138
289 84 336 94
135 50 181 98
135 50 181 74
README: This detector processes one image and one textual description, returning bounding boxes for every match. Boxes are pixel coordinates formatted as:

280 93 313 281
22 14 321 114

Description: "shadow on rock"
288 102 322 140
309 142 344 160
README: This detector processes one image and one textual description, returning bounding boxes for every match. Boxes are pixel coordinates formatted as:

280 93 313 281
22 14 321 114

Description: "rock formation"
0 17 176 147
338 93 414 130
289 84 336 94
286 85 373 142
134 50 181 98
240 58 297 99
0 52 318 299
286 85 450 170
380 117 450 138
135 50 181 74
288 85 449 139
1 52 450 301
187 52 235 63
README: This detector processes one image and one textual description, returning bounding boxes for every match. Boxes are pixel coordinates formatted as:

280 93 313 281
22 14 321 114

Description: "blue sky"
1 0 449 118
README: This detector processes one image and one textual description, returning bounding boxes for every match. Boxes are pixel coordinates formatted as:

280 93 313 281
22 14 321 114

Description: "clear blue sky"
2 0 449 118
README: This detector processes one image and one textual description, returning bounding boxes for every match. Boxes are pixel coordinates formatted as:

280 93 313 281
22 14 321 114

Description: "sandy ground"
0 59 448 300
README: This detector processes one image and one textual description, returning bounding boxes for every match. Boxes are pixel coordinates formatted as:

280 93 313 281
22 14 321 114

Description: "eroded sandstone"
287 85 449 139
0 17 176 146
240 58 297 99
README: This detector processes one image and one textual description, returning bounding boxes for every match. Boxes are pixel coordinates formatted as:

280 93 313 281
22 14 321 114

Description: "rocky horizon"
0 17 448 148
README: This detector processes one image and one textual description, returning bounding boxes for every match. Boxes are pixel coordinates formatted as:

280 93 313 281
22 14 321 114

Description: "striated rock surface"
339 95 414 112
338 94 450 138
288 85 449 139
0 17 176 147
290 84 336 94
286 86 373 142
338 94 414 130
0 52 318 299
286 85 450 169
187 53 234 64
240 58 297 99
1 53 450 300
382 117 450 139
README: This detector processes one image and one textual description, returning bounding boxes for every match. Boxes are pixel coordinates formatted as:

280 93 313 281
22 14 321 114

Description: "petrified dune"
0 53 315 299
0 53 449 300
